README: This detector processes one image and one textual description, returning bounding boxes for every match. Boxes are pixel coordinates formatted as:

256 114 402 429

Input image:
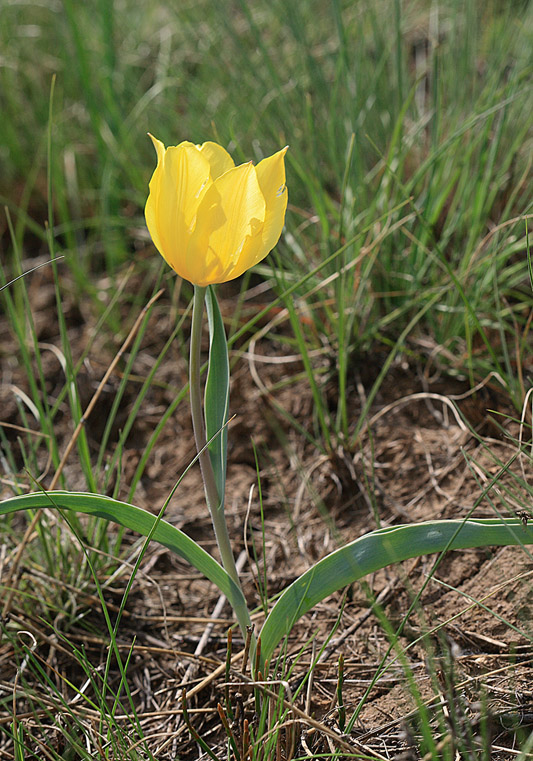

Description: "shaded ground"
1 262 532 759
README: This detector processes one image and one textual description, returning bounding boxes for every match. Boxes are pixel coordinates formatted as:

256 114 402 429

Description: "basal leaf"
0 491 246 614
259 518 533 662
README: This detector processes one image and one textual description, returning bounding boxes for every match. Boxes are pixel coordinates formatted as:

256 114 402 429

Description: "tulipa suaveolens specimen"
145 135 288 286
145 136 288 664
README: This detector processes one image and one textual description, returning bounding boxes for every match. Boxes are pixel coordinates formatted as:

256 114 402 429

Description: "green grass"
1 0 533 757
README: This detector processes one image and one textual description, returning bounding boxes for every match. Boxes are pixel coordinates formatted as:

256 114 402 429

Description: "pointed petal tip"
272 145 289 163
148 133 166 160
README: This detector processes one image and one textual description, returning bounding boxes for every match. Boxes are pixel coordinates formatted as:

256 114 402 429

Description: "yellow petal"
144 135 212 277
226 146 288 280
187 162 266 285
144 135 166 258
254 146 288 258
197 141 235 180
148 133 166 165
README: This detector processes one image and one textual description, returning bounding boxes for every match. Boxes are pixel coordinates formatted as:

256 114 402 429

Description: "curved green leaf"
0 491 246 614
5 493 531 670
259 518 533 663
204 285 229 509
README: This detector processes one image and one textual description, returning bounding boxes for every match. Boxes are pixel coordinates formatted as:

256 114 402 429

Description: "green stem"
189 286 253 641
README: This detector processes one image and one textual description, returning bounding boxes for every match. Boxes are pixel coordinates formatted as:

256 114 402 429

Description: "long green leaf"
204 286 230 508
4 493 532 670
0 491 245 614
258 518 533 663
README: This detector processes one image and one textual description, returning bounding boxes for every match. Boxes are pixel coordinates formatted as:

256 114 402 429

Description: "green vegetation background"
1 0 532 501
1 1 531 399
1 2 533 758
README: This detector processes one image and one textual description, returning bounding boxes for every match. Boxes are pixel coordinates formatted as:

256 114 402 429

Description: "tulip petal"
145 136 212 277
187 162 266 285
197 141 235 180
228 147 288 279
148 133 166 165
144 135 167 256
253 146 288 260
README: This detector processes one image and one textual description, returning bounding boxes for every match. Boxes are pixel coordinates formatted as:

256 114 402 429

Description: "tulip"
145 136 288 286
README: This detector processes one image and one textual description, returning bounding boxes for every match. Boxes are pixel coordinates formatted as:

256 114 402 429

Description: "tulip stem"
189 285 254 645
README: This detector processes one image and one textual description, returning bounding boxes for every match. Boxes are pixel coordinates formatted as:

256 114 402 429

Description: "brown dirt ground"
1 263 533 759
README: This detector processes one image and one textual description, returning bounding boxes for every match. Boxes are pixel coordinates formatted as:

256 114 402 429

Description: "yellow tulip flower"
145 135 288 286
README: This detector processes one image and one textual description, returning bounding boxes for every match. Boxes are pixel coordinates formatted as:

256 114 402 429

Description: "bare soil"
1 263 532 759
